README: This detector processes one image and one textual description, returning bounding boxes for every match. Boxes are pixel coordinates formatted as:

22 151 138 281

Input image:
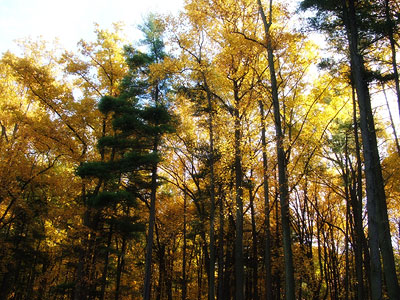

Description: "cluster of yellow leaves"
0 23 128 269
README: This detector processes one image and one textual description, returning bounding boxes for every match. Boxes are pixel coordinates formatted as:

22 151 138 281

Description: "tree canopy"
1 1 400 299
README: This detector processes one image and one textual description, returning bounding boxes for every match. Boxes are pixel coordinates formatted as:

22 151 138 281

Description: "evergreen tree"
126 15 175 300
77 15 174 300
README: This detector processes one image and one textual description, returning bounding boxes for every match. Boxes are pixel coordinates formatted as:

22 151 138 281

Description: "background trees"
300 1 400 298
1 1 400 299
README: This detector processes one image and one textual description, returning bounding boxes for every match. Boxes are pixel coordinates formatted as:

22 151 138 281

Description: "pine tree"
77 15 174 300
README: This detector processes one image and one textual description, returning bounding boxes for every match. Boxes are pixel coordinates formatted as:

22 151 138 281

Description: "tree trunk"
182 191 187 300
342 1 400 299
143 137 159 300
382 83 400 154
100 226 113 300
249 181 259 300
351 89 366 300
217 190 225 300
257 1 296 299
156 244 166 300
206 83 216 300
259 100 273 300
315 215 324 300
234 80 244 300
115 237 126 300
166 249 173 300
143 170 157 300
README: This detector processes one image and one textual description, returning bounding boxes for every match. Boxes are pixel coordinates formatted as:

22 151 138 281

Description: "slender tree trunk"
351 88 366 300
144 83 162 300
274 182 282 300
115 237 126 300
314 215 324 300
343 1 400 299
156 244 166 300
100 226 113 300
249 181 259 300
344 150 350 300
143 145 158 300
226 215 236 300
182 192 187 300
259 100 273 300
322 232 329 300
382 83 400 154
74 247 85 300
74 184 90 300
234 81 244 300
197 245 203 300
206 84 216 300
257 1 295 299
217 191 225 300
167 250 173 300
330 229 339 300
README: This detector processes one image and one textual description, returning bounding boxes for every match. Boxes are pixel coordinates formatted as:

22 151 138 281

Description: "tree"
300 1 400 299
257 1 296 298
60 25 130 300
130 15 175 300
2 1 400 299
0 40 93 300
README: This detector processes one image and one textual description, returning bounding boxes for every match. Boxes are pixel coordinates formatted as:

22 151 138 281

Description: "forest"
1 0 400 299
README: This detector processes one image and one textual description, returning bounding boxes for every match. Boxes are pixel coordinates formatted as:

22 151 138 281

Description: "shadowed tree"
300 1 400 299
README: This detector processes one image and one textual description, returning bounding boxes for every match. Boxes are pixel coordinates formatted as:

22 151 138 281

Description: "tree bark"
143 84 161 300
351 88 366 300
249 180 259 300
259 100 272 300
217 190 225 300
143 141 158 300
206 82 216 300
182 191 187 300
257 1 296 299
342 1 400 299
115 237 126 300
234 80 244 300
100 226 113 300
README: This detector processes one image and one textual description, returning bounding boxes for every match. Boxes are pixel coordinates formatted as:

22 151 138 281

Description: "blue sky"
0 0 184 54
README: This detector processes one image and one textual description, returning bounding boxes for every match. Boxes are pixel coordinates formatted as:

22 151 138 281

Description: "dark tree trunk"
115 237 126 300
233 81 244 300
206 83 216 300
351 86 366 300
182 192 187 300
249 181 259 300
144 80 163 300
100 226 113 300
156 244 166 300
259 100 273 300
257 1 296 299
217 191 225 300
342 1 400 299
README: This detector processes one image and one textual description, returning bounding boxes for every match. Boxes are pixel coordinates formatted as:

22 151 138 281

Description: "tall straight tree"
259 100 273 300
130 15 174 300
257 1 296 299
170 3 264 296
78 15 174 300
300 1 400 299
